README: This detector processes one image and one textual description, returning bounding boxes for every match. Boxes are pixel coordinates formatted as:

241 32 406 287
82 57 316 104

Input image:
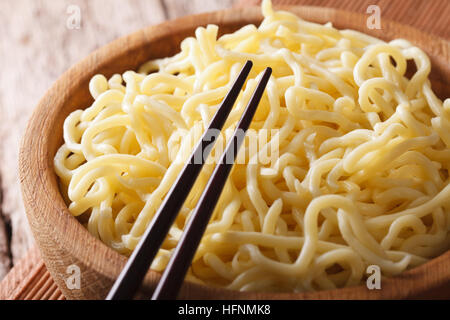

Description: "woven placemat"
0 0 448 300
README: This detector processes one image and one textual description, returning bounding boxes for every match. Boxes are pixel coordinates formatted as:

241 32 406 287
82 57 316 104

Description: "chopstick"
152 66 272 300
106 61 253 300
106 61 272 300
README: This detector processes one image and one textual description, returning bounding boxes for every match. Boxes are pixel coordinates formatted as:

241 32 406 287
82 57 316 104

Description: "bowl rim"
19 4 450 299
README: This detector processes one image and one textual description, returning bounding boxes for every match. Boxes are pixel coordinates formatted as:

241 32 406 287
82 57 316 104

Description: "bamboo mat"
0 0 448 300
0 246 64 300
238 0 449 39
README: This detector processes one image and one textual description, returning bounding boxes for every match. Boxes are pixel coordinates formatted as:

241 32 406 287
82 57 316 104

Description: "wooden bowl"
19 5 450 300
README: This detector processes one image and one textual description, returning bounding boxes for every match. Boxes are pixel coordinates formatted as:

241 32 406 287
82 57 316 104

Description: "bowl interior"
21 5 450 299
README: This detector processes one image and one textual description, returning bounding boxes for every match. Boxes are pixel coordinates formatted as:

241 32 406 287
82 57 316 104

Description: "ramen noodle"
54 0 450 292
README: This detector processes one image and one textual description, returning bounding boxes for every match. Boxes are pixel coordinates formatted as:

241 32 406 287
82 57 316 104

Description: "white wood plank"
162 0 236 19
0 0 168 275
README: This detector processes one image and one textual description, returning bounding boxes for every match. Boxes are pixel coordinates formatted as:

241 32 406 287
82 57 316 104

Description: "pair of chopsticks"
107 61 272 300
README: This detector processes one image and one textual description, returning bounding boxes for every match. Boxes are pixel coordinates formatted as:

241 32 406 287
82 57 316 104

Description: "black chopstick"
152 67 272 300
106 61 253 300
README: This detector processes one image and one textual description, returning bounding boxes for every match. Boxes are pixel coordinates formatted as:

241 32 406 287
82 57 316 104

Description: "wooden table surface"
0 0 448 283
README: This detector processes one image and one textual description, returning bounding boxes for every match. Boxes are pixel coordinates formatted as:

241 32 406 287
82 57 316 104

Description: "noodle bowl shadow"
19 5 450 299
